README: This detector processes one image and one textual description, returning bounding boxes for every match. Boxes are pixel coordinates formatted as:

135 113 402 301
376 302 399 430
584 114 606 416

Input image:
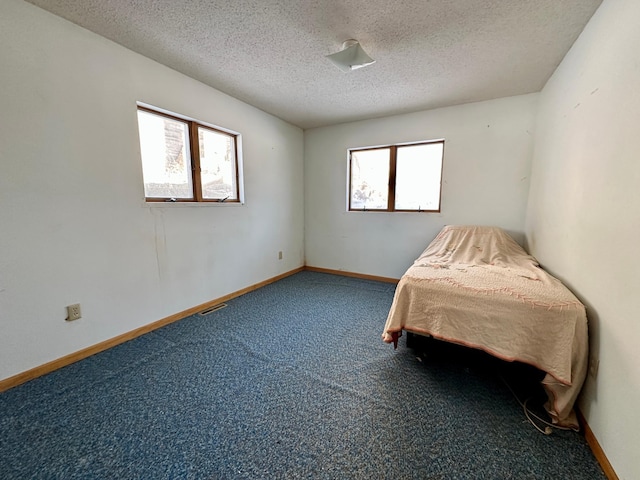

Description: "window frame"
136 105 242 203
347 139 444 213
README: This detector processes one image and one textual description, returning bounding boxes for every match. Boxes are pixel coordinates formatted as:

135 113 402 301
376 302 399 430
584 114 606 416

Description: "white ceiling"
24 0 602 129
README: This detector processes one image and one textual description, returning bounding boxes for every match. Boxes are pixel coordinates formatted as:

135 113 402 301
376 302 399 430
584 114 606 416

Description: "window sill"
143 201 245 208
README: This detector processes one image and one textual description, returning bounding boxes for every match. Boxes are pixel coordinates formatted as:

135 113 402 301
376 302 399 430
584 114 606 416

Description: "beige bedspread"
382 225 588 429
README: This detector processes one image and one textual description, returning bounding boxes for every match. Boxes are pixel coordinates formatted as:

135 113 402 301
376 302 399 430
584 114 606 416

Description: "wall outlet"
66 303 82 321
278 251 283 260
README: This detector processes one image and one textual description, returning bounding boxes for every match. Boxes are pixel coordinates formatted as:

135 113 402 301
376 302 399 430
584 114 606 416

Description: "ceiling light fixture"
326 39 376 72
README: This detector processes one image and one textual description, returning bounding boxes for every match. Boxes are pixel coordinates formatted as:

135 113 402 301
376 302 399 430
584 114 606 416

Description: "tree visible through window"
349 140 444 212
136 106 241 202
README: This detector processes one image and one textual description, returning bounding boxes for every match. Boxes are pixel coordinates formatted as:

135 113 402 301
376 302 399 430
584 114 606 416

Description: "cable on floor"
500 374 573 435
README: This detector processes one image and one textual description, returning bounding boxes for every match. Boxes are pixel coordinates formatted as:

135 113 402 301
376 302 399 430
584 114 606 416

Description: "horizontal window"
348 140 444 212
136 106 242 203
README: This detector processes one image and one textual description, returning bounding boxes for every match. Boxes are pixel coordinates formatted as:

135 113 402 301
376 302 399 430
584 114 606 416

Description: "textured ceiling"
24 0 602 129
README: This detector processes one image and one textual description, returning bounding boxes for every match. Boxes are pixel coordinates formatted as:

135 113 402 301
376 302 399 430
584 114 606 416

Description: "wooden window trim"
348 140 444 213
137 106 240 203
388 146 397 211
189 122 203 202
195 123 241 203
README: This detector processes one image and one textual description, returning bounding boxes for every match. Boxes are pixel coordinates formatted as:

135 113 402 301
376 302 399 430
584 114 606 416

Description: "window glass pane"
137 110 192 199
350 148 390 210
394 143 443 211
198 127 237 200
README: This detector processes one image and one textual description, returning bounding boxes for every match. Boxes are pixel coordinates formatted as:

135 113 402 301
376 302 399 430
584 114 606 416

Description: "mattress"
382 225 588 428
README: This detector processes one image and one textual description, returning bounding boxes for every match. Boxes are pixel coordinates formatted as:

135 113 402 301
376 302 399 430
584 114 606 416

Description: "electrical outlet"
278 251 283 260
66 303 82 321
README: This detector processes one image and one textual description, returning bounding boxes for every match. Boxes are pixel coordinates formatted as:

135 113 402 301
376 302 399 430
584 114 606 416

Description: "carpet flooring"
0 271 605 479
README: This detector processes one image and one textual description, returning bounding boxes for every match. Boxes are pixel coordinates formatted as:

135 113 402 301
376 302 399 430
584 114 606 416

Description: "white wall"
304 94 537 278
0 0 304 381
525 1 640 478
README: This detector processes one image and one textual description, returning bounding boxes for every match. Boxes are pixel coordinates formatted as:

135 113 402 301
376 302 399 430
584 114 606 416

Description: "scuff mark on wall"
151 208 167 282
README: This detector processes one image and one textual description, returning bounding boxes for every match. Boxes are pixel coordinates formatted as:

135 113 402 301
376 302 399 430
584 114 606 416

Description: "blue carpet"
0 271 605 479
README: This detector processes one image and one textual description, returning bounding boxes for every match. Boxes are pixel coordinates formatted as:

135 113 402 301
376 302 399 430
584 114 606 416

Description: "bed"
382 225 588 429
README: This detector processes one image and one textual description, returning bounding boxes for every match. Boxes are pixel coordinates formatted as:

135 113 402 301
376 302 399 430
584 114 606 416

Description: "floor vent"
198 303 227 316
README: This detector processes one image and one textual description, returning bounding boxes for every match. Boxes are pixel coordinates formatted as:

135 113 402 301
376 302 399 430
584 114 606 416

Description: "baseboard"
0 267 304 393
304 265 399 284
578 409 619 480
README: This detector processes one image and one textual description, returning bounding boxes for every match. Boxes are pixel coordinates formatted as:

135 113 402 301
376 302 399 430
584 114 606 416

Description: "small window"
136 106 241 202
348 140 444 212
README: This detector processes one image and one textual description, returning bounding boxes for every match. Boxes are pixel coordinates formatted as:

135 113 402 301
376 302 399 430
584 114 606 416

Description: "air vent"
198 303 227 316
